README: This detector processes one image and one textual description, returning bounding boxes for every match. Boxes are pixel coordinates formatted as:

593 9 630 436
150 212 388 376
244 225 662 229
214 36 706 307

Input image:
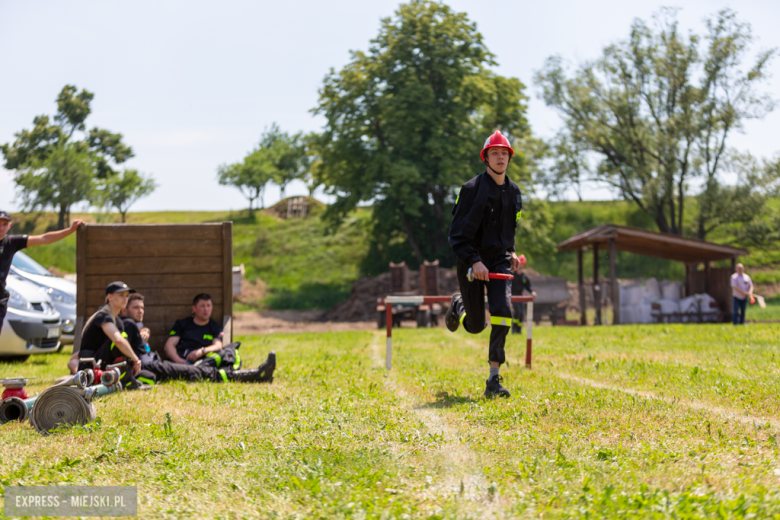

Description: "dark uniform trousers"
0 291 8 330
142 359 228 383
453 254 513 365
140 342 243 383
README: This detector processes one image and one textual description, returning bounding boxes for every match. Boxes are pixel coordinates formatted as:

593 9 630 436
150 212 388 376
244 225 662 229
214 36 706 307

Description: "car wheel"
0 355 30 363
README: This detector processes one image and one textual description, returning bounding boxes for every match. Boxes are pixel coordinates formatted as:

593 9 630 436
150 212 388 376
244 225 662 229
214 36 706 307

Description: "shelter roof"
556 224 748 263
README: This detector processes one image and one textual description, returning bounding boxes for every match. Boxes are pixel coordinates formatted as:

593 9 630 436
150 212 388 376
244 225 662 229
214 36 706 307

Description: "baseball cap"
105 281 136 295
0 211 11 221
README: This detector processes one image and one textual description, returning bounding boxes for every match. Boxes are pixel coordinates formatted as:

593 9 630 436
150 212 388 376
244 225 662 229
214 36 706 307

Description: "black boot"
231 352 276 383
230 368 265 383
484 375 511 398
258 352 276 383
445 293 462 332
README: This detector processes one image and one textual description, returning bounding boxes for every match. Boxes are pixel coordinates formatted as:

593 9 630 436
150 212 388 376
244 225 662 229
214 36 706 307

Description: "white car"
10 251 76 343
0 275 62 361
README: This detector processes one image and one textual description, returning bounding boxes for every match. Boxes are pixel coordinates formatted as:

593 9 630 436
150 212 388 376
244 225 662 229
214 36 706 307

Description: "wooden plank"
86 288 223 307
73 316 84 354
86 240 222 259
75 225 87 350
609 238 619 325
77 225 87 320
87 224 223 242
85 304 224 325
85 273 223 290
222 222 233 343
223 316 232 345
84 257 223 275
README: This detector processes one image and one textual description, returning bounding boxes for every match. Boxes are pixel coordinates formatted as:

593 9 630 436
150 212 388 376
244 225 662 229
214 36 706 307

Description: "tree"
14 142 95 227
301 132 323 198
315 0 532 265
257 124 304 199
536 8 776 238
217 148 275 216
99 169 157 223
1 85 134 228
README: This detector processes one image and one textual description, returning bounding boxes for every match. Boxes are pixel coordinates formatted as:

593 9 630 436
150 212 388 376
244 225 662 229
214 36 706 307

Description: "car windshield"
11 251 53 276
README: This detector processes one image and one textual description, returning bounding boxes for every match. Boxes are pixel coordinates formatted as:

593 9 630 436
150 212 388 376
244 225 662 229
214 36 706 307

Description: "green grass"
1 324 780 518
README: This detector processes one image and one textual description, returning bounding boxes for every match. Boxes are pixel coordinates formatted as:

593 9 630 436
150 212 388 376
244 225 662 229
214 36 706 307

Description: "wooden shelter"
557 224 748 325
74 223 234 353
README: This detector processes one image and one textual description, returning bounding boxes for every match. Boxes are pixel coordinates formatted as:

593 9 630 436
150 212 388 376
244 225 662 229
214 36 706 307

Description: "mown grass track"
0 324 779 518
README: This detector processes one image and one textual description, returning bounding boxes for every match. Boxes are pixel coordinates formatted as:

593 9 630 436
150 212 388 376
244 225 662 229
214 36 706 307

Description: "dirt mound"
320 266 548 322
264 196 325 219
320 268 459 322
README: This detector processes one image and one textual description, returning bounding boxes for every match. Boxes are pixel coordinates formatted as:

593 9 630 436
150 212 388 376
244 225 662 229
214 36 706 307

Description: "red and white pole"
386 301 393 370
525 301 533 369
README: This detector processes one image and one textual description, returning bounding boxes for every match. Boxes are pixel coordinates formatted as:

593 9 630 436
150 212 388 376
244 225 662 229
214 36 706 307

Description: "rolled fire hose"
0 369 123 434
29 385 97 434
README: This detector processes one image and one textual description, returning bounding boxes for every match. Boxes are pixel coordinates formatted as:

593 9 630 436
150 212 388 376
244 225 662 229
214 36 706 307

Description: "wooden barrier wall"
74 223 233 353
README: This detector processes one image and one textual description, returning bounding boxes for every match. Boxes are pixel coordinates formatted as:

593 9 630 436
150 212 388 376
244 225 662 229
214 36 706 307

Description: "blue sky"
1 0 779 212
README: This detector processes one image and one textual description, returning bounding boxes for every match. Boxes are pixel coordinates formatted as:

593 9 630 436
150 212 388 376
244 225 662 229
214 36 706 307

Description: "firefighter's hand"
532 291 537 298
511 253 523 272
472 261 489 281
140 328 150 343
187 348 205 363
132 359 141 376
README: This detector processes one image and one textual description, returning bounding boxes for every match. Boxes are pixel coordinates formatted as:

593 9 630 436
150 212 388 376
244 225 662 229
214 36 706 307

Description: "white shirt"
731 272 753 300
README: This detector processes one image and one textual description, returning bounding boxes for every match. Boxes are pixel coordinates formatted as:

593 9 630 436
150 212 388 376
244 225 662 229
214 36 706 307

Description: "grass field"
1 323 779 518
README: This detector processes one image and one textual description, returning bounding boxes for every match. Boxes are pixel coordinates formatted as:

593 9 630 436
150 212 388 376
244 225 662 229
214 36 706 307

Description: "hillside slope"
12 198 780 310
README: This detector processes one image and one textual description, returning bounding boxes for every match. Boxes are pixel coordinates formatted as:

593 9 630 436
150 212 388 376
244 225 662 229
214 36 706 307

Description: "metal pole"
578 248 586 326
593 243 601 325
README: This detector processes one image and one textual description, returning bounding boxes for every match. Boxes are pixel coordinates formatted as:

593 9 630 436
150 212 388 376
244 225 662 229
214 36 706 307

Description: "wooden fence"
74 223 233 353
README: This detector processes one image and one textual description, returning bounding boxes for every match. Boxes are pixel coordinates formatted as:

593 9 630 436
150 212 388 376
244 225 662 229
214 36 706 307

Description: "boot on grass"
231 351 276 383
484 375 511 398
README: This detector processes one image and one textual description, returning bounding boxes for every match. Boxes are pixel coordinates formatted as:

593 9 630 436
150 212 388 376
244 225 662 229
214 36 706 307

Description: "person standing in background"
731 263 753 325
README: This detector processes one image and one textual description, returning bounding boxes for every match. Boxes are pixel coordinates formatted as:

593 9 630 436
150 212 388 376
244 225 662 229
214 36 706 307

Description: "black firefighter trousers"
453 254 513 365
142 358 230 383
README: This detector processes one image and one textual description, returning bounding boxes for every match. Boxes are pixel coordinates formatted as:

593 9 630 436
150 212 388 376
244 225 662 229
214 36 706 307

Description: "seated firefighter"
157 292 276 383
74 281 155 390
70 290 276 384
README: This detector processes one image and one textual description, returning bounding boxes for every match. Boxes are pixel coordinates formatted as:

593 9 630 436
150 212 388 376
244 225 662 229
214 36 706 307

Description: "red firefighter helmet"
480 130 514 162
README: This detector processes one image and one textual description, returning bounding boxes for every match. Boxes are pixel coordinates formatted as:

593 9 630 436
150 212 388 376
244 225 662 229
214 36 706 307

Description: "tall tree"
217 148 275 216
536 8 776 237
300 132 322 198
1 85 134 228
14 142 95 227
257 124 304 199
99 169 157 223
315 0 531 265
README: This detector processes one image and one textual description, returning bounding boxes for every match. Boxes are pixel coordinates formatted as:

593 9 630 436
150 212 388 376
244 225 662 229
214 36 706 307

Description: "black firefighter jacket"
448 171 523 267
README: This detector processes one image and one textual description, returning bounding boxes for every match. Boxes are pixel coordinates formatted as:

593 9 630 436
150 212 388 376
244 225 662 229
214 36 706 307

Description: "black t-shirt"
81 310 124 353
0 234 28 296
169 317 222 357
121 318 149 358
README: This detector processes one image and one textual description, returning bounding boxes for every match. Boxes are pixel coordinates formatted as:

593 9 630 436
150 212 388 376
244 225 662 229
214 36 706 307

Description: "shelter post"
578 248 586 325
593 243 601 325
609 238 619 325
